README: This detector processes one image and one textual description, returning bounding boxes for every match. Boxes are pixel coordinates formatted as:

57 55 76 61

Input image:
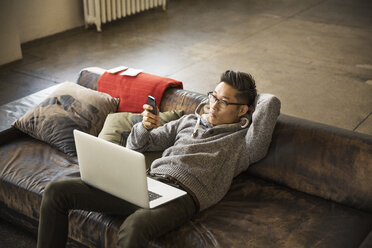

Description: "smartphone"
147 96 157 115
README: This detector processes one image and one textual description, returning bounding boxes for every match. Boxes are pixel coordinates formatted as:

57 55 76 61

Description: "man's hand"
142 104 160 130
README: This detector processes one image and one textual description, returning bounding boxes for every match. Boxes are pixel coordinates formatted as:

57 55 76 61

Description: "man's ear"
238 105 249 117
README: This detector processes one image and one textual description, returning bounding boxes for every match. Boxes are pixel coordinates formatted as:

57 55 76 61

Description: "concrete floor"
1 0 372 135
0 0 371 246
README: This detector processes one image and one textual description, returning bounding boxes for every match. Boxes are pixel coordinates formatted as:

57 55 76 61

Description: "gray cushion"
98 110 184 146
12 82 119 156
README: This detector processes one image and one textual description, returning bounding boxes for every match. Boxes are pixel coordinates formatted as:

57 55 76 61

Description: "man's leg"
117 193 196 248
37 178 138 248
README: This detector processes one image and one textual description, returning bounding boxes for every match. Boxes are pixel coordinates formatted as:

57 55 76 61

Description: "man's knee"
117 195 196 247
117 209 152 247
121 209 151 233
41 180 70 210
43 180 64 197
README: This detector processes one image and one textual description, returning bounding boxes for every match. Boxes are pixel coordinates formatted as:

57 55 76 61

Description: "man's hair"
220 70 257 106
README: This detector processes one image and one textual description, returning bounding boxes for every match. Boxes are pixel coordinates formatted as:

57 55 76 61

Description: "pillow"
12 82 119 156
98 110 184 146
98 110 183 168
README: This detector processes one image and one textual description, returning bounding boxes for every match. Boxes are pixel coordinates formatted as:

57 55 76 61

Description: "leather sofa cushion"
0 136 79 211
1 136 371 247
110 173 372 248
0 136 113 247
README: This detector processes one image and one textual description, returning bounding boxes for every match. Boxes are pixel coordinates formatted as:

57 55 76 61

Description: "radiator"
83 0 167 32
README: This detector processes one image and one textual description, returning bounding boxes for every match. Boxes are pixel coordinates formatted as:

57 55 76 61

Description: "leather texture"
249 114 372 213
0 68 371 247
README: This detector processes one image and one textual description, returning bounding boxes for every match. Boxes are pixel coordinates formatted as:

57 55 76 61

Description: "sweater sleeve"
126 117 181 153
243 94 281 169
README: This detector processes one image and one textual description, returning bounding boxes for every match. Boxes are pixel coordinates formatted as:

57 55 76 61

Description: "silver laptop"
73 129 187 209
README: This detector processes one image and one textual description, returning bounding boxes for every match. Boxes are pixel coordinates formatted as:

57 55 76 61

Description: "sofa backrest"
249 114 372 213
77 69 372 213
77 69 206 114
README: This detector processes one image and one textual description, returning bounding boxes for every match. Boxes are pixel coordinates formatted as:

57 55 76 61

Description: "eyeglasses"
207 92 246 109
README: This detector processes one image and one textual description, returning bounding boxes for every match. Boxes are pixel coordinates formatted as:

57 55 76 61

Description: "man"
37 70 280 247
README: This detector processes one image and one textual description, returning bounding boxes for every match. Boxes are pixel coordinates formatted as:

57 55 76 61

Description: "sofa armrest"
0 84 60 133
0 127 25 146
77 67 106 90
248 114 372 213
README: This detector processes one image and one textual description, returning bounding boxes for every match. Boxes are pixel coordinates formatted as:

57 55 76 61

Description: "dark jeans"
37 178 196 248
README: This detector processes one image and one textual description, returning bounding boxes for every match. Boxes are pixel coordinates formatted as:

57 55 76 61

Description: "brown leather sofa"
0 68 371 248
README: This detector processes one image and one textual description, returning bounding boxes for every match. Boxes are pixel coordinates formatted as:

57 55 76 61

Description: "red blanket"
97 71 183 113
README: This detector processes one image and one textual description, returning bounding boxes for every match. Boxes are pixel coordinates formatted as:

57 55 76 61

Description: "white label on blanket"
107 66 128 74
120 68 143 77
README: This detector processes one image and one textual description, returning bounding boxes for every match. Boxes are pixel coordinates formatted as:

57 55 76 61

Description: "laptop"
73 129 187 209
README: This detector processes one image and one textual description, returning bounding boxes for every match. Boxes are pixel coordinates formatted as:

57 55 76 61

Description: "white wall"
0 0 84 66
15 0 84 43
0 1 22 65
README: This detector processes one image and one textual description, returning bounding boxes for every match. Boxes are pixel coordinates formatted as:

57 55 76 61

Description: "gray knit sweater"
127 94 281 211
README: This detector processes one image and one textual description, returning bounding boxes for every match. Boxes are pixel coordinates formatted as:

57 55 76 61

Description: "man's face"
206 82 248 126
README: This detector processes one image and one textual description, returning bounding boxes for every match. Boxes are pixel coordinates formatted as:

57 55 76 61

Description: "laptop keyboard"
148 190 162 202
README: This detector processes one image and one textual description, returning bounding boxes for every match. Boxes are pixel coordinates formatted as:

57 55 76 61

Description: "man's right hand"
141 104 160 130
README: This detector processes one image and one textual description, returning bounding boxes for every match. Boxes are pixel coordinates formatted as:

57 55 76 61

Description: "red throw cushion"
97 71 183 113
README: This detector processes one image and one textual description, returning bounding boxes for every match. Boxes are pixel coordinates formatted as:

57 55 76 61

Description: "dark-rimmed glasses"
207 92 246 109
